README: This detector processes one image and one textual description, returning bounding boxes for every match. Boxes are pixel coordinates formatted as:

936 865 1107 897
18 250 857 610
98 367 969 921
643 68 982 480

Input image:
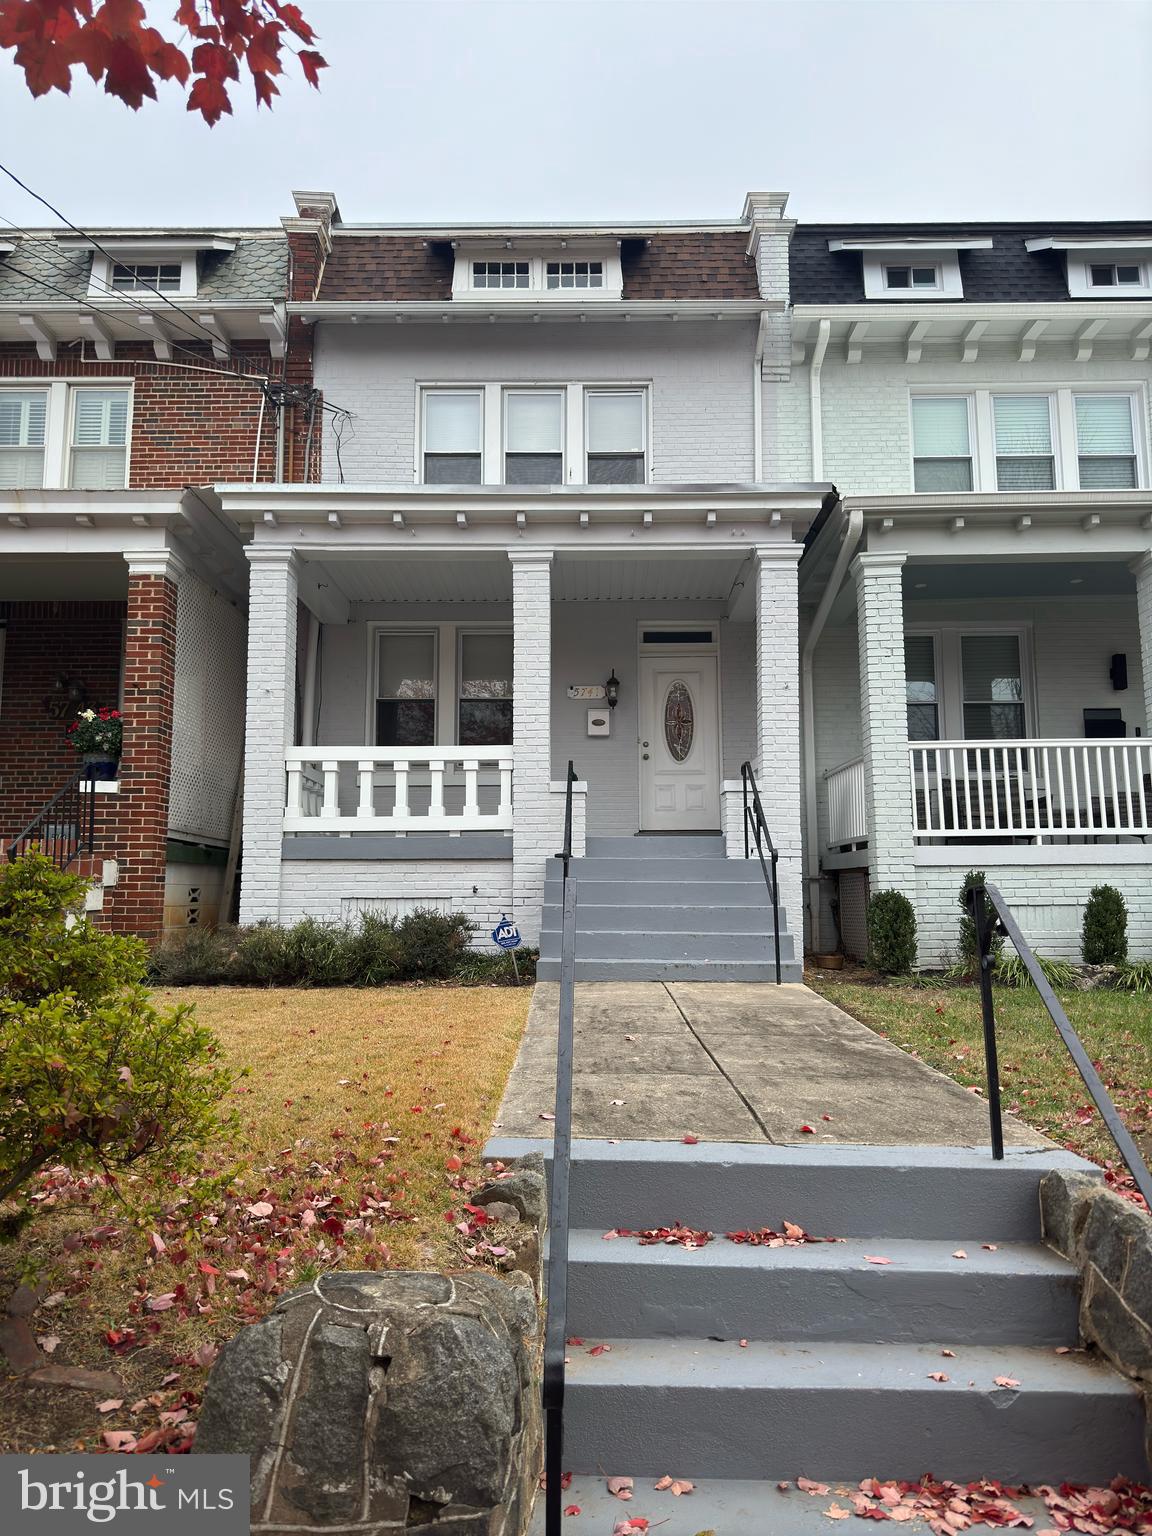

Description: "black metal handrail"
6 764 98 870
544 761 579 1536
968 881 1152 1207
740 761 782 986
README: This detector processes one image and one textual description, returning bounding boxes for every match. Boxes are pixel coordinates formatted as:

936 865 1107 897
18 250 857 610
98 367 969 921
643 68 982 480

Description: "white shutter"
0 391 47 447
424 392 482 453
505 392 562 452
73 390 128 448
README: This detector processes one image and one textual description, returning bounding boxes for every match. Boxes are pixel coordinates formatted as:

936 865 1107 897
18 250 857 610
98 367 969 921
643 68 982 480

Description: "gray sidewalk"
493 981 1046 1146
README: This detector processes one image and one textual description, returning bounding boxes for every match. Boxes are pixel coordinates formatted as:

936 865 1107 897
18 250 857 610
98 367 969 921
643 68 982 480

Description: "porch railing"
910 739 1152 842
6 764 98 870
283 747 514 833
826 757 867 847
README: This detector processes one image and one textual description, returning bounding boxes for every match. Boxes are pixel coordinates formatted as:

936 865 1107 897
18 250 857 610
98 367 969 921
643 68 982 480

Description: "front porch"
224 482 831 945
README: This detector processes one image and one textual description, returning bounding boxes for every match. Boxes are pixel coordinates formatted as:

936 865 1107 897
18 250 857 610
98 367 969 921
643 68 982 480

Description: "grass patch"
809 974 1152 1176
0 985 530 1454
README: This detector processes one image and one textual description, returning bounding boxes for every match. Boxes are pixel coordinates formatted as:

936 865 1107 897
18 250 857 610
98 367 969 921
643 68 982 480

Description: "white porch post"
754 544 804 943
1134 552 1152 735
239 549 298 925
510 549 554 945
853 552 915 901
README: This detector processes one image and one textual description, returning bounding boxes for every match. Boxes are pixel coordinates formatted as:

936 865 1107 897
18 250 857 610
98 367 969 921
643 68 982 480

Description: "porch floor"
493 982 1047 1146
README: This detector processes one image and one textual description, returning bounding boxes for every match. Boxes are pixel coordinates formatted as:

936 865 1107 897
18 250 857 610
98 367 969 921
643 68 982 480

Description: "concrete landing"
493 981 1047 1146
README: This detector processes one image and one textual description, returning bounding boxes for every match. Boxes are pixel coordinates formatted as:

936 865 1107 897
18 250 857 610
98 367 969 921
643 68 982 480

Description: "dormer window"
110 261 184 294
828 238 992 301
1024 238 1152 298
57 235 235 302
452 245 622 301
1089 262 1146 289
884 264 940 291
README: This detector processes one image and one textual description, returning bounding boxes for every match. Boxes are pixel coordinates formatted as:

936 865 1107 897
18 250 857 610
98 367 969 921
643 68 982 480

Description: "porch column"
1134 552 1152 735
510 549 553 945
109 551 181 942
754 544 804 943
239 549 298 926
853 552 915 900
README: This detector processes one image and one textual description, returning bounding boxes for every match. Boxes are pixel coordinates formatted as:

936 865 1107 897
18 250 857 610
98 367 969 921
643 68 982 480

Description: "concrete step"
563 1231 1080 1345
481 1141 1099 1241
540 902 787 934
560 1337 1147 1482
542 877 775 906
535 956 804 983
551 856 764 881
585 835 726 858
538 929 795 963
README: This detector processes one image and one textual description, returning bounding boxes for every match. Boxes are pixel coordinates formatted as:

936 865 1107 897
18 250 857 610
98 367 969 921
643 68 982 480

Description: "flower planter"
83 756 120 782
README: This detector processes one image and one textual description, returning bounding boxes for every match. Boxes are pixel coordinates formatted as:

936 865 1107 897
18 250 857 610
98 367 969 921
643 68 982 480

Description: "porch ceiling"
904 559 1137 601
0 554 128 600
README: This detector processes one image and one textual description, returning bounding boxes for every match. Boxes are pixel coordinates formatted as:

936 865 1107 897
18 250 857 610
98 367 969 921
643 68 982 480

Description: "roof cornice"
290 298 778 322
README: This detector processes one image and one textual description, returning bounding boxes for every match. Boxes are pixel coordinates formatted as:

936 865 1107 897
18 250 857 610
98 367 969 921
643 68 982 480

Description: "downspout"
752 309 770 480
801 503 864 952
808 317 831 478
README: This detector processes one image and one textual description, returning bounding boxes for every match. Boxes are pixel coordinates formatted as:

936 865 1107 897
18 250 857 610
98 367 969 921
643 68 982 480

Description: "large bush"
0 853 235 1205
1081 885 1128 967
866 890 918 975
149 908 494 988
956 869 1004 976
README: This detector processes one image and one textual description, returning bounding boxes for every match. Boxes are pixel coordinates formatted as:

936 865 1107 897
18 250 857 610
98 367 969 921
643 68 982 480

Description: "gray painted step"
535 956 804 983
564 1232 1080 1345
538 930 796 962
481 1141 1100 1241
530 1479 1059 1536
552 856 765 881
540 903 786 933
586 835 726 858
561 1337 1147 1482
542 877 775 906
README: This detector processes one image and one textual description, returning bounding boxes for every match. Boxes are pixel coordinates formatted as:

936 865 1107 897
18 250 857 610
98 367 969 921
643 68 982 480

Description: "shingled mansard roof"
0 230 288 305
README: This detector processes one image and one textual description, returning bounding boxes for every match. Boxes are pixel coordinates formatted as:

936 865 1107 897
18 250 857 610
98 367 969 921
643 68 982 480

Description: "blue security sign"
492 914 522 950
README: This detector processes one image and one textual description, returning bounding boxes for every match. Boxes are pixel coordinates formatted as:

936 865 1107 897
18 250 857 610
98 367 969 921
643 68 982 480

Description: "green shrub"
393 909 472 979
993 951 1079 990
957 870 1004 976
0 852 235 1206
866 890 918 975
1081 885 1129 966
148 926 234 987
1113 959 1152 993
341 911 405 986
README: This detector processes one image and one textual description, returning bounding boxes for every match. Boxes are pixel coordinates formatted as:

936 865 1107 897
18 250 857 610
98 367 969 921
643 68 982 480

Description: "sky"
0 0 1149 230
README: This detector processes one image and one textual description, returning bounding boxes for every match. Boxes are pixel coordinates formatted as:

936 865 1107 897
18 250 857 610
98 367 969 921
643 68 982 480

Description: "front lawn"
810 974 1152 1180
0 985 530 1454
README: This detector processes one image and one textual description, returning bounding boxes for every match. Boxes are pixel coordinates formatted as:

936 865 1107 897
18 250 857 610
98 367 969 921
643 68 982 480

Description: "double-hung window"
458 632 513 745
911 397 972 491
904 635 940 740
504 391 563 484
586 389 646 483
372 626 513 747
422 391 483 484
374 631 437 747
70 390 129 490
961 634 1025 738
992 395 1055 490
0 391 47 489
905 628 1029 741
1074 394 1138 488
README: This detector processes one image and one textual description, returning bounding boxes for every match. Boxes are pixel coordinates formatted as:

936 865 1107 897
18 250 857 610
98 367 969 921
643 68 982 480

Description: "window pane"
505 453 562 484
1117 265 1142 284
506 392 562 452
905 635 939 740
459 699 512 745
423 453 481 484
587 392 644 452
377 632 435 700
914 458 973 492
376 699 435 747
912 396 969 458
1089 264 1116 287
1079 456 1137 489
1075 395 1134 456
0 448 45 488
425 392 482 453
73 390 128 447
0 392 46 446
588 453 644 484
460 632 512 699
911 266 937 286
885 267 910 288
963 702 1026 739
70 447 127 489
993 395 1051 455
962 635 1023 740
996 456 1055 490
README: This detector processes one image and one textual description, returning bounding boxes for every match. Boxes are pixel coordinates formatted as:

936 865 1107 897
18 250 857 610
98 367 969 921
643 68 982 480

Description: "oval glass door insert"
663 680 694 762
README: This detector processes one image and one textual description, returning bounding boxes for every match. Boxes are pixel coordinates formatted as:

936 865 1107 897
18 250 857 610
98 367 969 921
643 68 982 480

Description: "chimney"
282 190 340 302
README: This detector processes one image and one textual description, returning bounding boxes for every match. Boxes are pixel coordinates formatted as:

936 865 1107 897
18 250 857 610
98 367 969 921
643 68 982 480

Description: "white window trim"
863 251 964 301
365 621 512 747
418 382 650 486
905 622 1036 741
0 381 132 489
1066 257 1152 300
451 246 623 302
909 385 1147 493
89 251 199 300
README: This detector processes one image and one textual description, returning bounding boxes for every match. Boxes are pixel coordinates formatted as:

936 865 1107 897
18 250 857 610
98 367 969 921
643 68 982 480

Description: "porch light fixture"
604 670 620 709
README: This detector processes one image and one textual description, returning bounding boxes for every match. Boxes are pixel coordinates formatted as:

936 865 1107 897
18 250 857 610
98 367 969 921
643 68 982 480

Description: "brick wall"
0 600 124 839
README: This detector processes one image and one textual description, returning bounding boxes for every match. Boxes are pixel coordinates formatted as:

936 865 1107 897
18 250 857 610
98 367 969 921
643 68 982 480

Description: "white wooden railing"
284 748 514 833
826 758 868 847
910 739 1152 841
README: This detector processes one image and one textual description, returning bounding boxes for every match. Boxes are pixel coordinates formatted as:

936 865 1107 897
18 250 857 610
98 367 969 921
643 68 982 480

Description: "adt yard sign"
492 915 522 950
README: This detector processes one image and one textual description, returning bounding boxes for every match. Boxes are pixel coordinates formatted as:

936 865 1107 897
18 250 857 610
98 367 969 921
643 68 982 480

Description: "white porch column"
754 544 804 942
853 551 914 899
239 549 298 925
510 549 554 945
1133 552 1152 735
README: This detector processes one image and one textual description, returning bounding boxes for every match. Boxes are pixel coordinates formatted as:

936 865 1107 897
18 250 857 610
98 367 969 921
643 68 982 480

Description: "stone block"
1081 1266 1152 1383
1039 1168 1101 1259
1081 1186 1148 1289
475 1166 548 1230
195 1270 540 1535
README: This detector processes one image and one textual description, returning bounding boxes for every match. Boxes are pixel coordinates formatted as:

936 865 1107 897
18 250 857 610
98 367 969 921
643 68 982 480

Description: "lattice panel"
169 573 245 843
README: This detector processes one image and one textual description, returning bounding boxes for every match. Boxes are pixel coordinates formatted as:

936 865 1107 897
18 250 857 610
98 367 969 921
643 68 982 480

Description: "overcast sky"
0 0 1148 229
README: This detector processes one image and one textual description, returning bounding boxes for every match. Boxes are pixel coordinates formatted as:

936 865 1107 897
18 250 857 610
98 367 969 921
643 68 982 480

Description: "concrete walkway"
493 982 1046 1146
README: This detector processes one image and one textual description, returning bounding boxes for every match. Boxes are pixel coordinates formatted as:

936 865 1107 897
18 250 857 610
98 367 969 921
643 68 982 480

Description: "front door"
638 647 721 831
